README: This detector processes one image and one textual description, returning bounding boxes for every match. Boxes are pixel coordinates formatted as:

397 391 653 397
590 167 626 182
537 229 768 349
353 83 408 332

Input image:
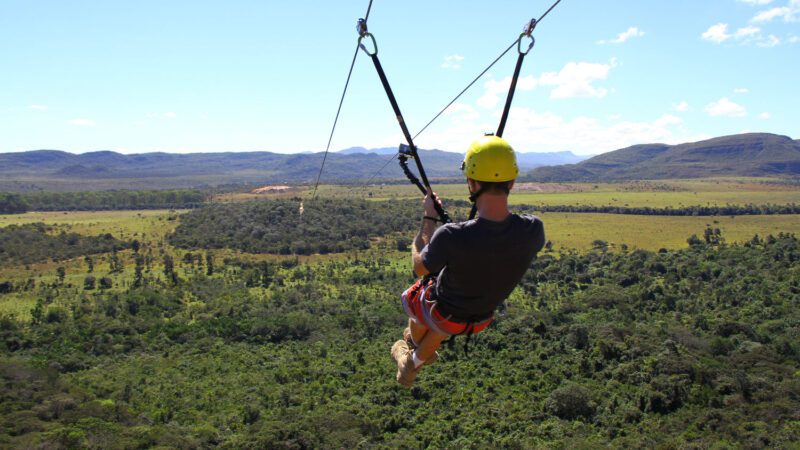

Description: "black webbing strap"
358 25 451 224
496 51 526 138
496 20 536 138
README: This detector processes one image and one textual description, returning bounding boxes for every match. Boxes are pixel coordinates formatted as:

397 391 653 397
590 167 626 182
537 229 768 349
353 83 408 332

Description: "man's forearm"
412 218 439 274
414 218 438 251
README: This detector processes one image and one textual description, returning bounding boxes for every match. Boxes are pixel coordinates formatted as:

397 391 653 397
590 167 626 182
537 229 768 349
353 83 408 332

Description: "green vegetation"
18 190 208 212
0 189 208 214
1 179 800 447
1 224 799 447
170 198 420 255
0 193 28 214
0 223 129 265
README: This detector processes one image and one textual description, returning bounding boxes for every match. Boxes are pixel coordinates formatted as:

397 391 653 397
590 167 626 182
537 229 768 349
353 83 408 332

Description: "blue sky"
1 0 798 156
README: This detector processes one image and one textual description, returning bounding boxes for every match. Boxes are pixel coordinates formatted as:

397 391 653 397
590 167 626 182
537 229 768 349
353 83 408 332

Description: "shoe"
402 328 439 366
391 340 418 388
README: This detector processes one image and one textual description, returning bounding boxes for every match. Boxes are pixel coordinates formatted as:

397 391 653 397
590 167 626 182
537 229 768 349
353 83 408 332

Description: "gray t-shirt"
421 214 544 321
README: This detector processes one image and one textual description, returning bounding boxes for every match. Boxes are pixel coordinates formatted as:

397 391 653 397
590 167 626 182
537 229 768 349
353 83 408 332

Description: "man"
391 134 545 387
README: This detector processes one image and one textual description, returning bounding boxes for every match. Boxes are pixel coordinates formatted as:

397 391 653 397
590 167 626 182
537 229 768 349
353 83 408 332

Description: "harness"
418 274 494 355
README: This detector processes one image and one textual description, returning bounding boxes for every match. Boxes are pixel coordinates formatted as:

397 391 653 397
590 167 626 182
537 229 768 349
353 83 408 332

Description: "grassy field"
305 179 800 208
3 178 800 318
541 212 800 250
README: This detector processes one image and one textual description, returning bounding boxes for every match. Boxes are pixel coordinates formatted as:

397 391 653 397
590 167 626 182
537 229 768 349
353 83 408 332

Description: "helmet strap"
467 181 511 220
467 184 491 220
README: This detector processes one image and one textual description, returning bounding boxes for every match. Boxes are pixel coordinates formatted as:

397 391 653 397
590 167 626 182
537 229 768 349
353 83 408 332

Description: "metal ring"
358 32 378 56
517 34 535 55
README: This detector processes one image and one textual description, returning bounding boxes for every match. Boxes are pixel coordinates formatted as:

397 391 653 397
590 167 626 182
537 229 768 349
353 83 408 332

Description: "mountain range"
527 133 800 182
0 133 797 192
0 146 587 191
337 146 588 170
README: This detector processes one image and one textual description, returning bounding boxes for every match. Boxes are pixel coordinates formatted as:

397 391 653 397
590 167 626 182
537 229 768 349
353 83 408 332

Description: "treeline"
170 198 420 255
0 223 129 265
0 193 27 214
0 189 208 213
521 202 800 216
1 233 799 447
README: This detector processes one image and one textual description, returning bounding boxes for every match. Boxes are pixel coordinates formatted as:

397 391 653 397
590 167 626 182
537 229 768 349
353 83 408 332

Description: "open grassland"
541 213 800 251
301 178 800 208
0 209 182 238
3 179 799 318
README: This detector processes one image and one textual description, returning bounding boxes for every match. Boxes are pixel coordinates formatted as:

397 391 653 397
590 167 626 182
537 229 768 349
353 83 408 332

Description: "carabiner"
358 32 378 56
517 33 535 55
517 18 537 55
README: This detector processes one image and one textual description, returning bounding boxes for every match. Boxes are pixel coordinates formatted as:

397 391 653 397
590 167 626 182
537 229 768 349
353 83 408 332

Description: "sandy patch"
251 185 293 194
514 183 583 193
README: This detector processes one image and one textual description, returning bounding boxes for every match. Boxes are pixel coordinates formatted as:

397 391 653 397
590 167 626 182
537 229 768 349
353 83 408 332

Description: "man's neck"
476 194 510 222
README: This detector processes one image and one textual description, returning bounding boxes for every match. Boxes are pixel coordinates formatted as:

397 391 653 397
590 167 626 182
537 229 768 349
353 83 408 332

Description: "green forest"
1 197 799 448
0 223 129 266
0 190 207 214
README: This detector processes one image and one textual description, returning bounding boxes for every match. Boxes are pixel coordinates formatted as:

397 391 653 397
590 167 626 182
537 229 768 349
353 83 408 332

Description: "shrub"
545 383 596 420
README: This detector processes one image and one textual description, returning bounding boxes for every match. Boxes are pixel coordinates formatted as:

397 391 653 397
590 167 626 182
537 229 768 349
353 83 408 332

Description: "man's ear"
467 178 479 193
507 180 515 191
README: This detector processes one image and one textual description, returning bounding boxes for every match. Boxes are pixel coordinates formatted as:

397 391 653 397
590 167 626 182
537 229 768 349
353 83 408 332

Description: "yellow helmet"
461 135 518 182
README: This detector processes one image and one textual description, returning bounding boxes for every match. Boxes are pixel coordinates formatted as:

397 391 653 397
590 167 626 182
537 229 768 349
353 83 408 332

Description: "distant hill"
527 133 800 181
3 133 794 191
338 146 397 156
337 146 588 170
0 146 588 192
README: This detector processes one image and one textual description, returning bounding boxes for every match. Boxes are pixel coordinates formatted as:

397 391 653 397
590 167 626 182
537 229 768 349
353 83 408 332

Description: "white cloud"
757 34 781 46
702 21 786 46
733 88 750 93
477 75 537 108
735 25 762 38
752 0 800 22
444 102 481 122
739 0 774 5
705 97 747 117
476 60 618 104
69 118 96 126
597 27 644 45
702 23 731 43
673 101 690 112
506 109 696 154
538 60 616 99
789 34 800 43
418 104 703 156
146 112 177 119
441 54 464 70
759 112 771 119
28 104 48 111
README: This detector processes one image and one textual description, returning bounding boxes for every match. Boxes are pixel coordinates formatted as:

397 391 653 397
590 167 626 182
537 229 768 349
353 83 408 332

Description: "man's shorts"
401 277 493 336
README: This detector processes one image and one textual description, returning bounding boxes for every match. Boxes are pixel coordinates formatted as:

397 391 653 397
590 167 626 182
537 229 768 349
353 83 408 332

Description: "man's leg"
408 318 426 347
414 328 448 362
392 323 449 388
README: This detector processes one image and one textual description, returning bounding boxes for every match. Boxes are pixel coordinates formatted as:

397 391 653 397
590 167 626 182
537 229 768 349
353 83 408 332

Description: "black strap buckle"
398 143 415 157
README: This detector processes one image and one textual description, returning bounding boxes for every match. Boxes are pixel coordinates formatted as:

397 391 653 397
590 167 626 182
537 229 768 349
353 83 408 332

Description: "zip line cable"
339 0 565 202
354 0 563 192
311 0 374 200
412 40 517 142
354 40 519 193
414 0 562 141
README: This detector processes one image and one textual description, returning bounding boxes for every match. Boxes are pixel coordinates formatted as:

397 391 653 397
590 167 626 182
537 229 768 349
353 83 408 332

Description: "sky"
1 0 798 156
